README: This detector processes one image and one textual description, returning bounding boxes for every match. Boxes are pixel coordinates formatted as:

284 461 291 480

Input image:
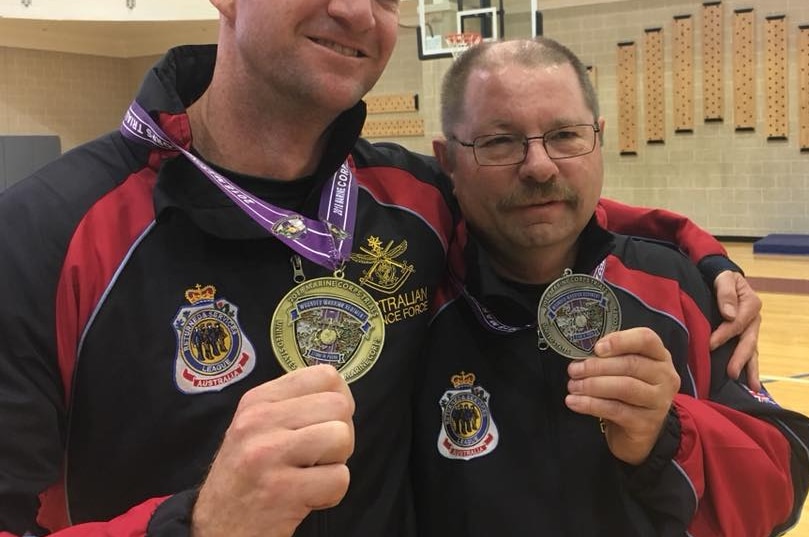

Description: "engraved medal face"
537 273 621 359
270 277 385 383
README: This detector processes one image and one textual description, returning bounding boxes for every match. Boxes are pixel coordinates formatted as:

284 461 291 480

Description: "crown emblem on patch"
451 371 476 388
185 284 216 305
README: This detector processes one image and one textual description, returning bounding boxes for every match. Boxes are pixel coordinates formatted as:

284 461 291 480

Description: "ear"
597 116 606 138
433 138 454 177
210 0 236 21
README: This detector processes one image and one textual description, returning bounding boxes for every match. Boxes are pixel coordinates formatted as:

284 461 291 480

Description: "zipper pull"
290 255 306 283
537 328 549 351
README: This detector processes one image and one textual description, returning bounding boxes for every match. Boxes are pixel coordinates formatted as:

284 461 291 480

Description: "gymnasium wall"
0 0 807 236
374 0 809 237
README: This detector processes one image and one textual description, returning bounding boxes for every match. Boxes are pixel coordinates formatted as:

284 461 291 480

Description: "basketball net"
444 32 483 60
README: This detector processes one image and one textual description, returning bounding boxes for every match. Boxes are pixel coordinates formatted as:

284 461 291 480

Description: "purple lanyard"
120 101 358 272
461 259 608 334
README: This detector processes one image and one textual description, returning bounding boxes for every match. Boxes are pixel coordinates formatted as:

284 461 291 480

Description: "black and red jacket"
0 44 750 536
0 45 454 536
413 220 809 537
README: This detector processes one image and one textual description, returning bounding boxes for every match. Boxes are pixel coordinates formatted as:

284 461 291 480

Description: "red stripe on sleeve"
604 256 711 398
356 166 454 253
44 169 157 531
596 198 727 263
55 168 158 405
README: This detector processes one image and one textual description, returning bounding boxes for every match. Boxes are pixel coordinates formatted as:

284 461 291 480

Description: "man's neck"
186 86 340 181
488 240 580 285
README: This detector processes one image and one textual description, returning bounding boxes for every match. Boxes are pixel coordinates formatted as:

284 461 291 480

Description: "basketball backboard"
416 0 504 60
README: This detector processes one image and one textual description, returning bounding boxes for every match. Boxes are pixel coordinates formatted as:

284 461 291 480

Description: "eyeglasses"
451 123 600 166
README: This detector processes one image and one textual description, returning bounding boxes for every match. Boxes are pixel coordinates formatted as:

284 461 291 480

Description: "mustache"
497 181 578 210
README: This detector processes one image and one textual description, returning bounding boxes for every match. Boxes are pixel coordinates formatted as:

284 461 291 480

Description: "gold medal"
537 271 622 359
271 276 385 383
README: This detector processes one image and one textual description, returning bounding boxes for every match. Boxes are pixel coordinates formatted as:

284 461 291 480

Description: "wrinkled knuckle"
318 466 351 509
322 391 353 419
604 399 623 421
310 363 342 384
242 437 283 472
229 404 266 439
639 326 657 342
331 465 352 503
627 355 643 378
670 371 682 392
583 357 601 376
331 421 355 459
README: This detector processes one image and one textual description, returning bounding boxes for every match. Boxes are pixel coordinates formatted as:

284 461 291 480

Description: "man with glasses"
413 37 809 536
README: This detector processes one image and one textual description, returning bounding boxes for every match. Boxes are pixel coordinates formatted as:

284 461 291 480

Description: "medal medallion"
537 273 621 359
271 277 385 383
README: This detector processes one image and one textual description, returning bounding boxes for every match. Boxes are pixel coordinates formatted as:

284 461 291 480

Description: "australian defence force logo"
438 372 499 460
351 236 429 326
173 284 256 394
351 236 414 294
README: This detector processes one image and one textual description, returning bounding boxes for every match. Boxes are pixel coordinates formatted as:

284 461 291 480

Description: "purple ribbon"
461 260 608 334
120 101 358 271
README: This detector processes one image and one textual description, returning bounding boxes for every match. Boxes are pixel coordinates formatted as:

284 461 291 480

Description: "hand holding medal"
193 365 355 536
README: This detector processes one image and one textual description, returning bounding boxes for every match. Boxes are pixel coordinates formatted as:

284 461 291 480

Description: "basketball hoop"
444 32 483 60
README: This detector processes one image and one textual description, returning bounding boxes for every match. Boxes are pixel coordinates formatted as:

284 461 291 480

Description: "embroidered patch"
173 284 256 394
438 371 499 460
351 235 428 326
350 235 414 294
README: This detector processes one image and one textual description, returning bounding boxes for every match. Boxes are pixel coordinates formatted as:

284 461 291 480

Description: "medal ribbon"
462 260 608 335
120 101 357 271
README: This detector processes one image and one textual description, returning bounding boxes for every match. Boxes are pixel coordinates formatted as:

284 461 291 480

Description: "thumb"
714 270 739 321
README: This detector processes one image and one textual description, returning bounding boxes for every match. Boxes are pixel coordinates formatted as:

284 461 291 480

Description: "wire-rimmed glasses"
451 123 600 166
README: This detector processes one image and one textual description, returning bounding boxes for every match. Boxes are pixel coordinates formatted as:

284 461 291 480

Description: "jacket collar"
135 45 366 239
464 217 616 326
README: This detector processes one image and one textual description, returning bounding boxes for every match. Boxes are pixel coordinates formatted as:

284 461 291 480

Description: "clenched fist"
192 365 355 537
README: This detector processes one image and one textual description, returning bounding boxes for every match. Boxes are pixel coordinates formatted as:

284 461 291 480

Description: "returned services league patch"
438 371 499 460
173 284 256 394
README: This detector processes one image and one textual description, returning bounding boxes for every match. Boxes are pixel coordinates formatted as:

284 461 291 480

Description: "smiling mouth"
311 38 363 58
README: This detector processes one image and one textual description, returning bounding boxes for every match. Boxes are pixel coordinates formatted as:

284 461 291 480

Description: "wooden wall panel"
361 118 425 138
702 2 724 121
644 28 665 143
765 16 788 140
733 8 755 130
801 25 809 152
672 15 694 132
617 41 638 155
364 94 419 114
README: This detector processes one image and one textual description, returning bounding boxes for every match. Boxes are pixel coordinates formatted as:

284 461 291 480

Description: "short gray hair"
440 37 600 138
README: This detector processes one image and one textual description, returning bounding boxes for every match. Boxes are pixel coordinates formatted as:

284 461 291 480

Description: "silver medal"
537 271 621 359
